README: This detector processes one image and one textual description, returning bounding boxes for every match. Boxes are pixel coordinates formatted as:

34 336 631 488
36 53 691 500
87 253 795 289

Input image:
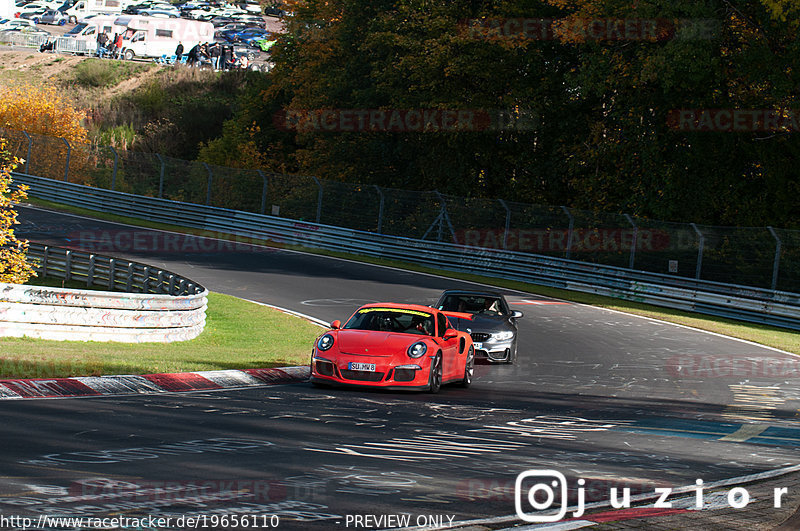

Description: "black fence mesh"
7 128 799 293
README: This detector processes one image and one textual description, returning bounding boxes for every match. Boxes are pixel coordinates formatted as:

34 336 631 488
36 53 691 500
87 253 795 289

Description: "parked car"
434 290 523 364
0 17 36 30
310 302 475 392
39 8 67 24
18 5 48 22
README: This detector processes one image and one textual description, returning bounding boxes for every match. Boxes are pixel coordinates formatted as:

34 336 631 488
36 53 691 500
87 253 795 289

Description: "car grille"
471 332 491 342
315 359 335 377
393 368 417 382
340 370 385 382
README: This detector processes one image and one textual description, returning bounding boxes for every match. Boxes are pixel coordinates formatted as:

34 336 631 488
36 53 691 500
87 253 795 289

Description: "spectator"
209 41 221 70
175 41 184 61
96 32 109 58
108 33 119 58
113 33 123 59
199 42 210 67
238 53 249 70
187 43 200 66
222 44 233 70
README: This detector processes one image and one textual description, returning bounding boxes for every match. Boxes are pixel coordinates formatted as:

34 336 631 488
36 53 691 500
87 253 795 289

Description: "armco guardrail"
0 242 207 342
14 172 800 331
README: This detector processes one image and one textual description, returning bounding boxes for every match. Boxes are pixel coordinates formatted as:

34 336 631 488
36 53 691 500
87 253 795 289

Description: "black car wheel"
459 346 474 387
428 353 442 393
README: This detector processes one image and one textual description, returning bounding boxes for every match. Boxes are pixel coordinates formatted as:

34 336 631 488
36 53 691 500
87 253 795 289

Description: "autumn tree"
0 139 35 284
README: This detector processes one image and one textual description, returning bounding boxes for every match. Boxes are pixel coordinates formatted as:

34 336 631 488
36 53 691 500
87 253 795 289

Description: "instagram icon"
515 470 573 523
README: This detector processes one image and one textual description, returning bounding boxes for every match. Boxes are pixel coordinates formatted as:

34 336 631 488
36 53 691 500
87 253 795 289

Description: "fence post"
767 226 782 291
65 250 72 281
87 254 95 287
126 263 134 292
156 153 166 198
202 162 213 206
108 258 116 291
143 266 151 293
61 138 71 182
498 199 511 250
374 185 385 234
108 146 119 190
22 131 32 174
42 245 49 277
311 176 323 223
624 214 638 270
257 170 268 215
690 223 705 280
561 206 575 260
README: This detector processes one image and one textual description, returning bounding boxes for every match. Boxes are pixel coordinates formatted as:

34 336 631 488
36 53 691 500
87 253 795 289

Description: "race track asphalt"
2 204 798 530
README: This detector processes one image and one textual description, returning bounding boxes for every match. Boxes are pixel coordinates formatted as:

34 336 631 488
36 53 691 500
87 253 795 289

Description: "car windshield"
439 295 505 316
65 23 86 34
344 308 435 335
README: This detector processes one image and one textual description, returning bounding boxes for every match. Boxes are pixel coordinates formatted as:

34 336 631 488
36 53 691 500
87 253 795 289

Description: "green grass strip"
0 292 321 379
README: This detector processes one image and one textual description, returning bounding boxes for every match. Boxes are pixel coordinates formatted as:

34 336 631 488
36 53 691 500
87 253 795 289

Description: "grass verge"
22 196 800 357
0 291 321 379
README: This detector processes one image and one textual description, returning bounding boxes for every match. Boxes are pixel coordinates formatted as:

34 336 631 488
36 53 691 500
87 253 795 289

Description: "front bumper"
311 355 432 389
472 339 514 362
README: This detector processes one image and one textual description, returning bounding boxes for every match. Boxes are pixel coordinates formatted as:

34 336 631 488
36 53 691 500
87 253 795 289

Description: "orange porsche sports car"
310 303 475 392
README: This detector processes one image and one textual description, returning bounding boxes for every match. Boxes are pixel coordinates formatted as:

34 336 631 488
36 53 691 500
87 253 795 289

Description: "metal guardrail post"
691 223 705 280
156 154 165 198
374 185 384 234
561 206 575 260
202 163 213 206
22 132 32 174
88 254 96 287
168 274 176 296
257 170 268 215
312 176 323 223
126 263 134 292
624 214 638 270
767 226 782 291
65 250 72 281
108 146 119 191
42 245 49 277
498 199 511 250
143 266 151 293
108 259 116 291
61 138 71 182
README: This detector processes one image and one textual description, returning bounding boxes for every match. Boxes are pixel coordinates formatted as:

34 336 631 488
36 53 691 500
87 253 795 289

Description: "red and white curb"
0 366 310 399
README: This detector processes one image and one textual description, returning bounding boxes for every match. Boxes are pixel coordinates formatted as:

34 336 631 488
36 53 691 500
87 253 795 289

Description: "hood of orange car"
336 330 420 356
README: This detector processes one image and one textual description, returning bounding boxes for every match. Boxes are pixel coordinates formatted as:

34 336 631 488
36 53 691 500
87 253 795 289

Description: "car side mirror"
443 329 458 340
330 320 341 330
512 311 523 319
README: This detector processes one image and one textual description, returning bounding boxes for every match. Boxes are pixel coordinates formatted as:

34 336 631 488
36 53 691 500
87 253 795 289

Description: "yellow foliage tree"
0 84 88 143
0 84 89 182
0 138 35 284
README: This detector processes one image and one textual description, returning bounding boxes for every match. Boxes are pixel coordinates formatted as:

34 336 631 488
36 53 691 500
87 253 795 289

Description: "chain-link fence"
4 128 798 293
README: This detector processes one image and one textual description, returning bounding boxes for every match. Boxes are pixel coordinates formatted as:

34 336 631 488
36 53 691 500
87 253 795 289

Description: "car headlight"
317 334 335 351
492 331 514 341
407 342 427 358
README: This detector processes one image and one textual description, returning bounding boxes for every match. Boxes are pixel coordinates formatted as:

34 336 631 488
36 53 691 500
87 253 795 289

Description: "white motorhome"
118 15 213 60
61 13 126 53
63 0 127 23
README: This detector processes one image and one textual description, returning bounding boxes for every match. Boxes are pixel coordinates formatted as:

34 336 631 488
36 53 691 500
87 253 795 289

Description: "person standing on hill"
114 33 123 59
209 41 221 70
175 41 184 61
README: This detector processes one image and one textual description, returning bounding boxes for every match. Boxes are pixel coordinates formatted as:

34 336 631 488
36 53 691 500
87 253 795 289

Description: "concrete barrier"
0 244 208 343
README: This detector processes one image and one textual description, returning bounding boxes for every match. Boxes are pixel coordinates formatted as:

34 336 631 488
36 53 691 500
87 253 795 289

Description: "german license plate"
473 342 483 349
349 362 376 371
